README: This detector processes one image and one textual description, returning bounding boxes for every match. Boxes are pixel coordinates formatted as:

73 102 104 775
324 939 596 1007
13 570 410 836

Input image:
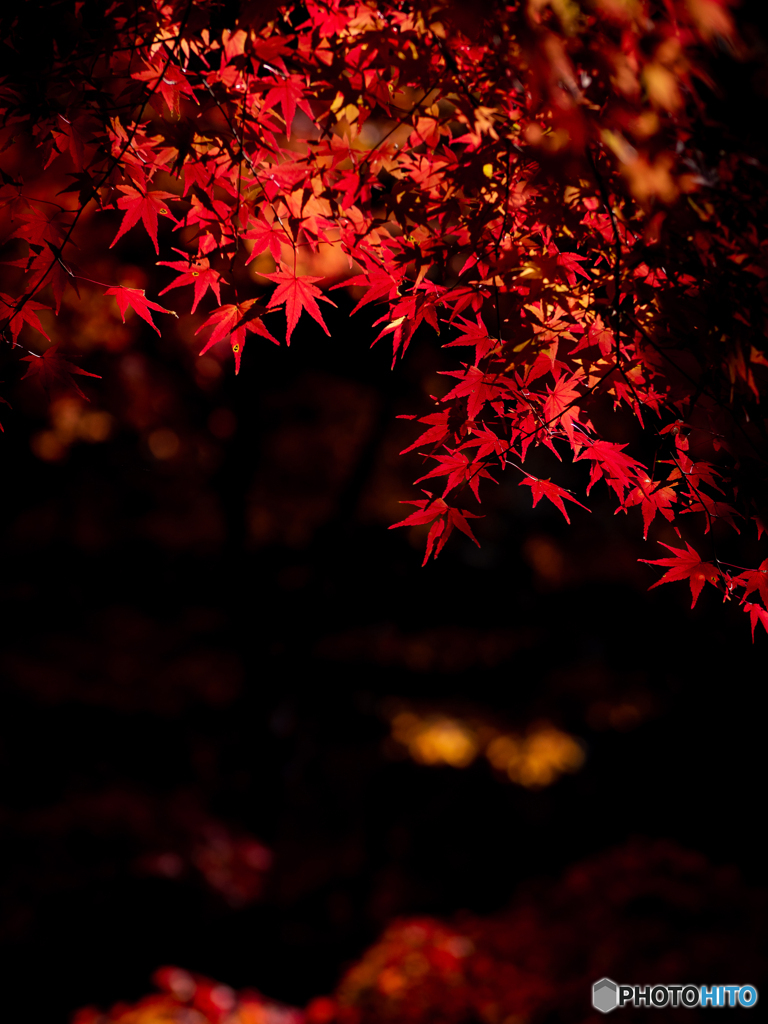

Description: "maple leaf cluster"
2 0 768 632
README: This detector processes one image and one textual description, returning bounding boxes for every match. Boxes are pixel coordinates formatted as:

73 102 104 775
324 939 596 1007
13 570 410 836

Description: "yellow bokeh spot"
30 397 113 461
490 726 585 788
389 709 584 786
486 735 522 771
148 428 180 460
391 712 478 768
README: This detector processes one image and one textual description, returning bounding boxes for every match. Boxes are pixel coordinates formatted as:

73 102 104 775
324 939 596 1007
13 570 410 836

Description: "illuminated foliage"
2 0 768 632
73 966 304 1024
74 841 766 1024
484 725 584 787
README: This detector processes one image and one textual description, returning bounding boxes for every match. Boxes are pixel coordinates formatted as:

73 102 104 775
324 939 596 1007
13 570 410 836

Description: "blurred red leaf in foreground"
74 841 766 1024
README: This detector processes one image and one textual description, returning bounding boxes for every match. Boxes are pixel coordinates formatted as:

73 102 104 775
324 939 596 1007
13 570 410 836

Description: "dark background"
0 290 766 1022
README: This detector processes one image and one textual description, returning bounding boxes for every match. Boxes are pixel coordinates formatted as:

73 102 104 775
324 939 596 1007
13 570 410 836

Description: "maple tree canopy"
1 0 768 633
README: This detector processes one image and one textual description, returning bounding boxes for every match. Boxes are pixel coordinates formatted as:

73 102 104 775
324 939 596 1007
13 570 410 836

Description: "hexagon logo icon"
592 978 619 1014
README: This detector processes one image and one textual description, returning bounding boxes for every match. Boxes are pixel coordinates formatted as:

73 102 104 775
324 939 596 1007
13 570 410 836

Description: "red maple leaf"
575 440 644 502
157 251 223 313
372 287 447 364
743 601 768 641
462 425 510 461
519 477 590 524
442 314 498 364
440 365 514 421
543 369 584 442
0 292 51 346
20 344 100 399
261 74 314 136
400 411 452 455
181 160 213 199
572 315 614 357
110 186 178 255
244 217 287 264
625 476 677 539
389 493 481 565
414 449 494 501
262 270 336 345
640 542 722 608
681 491 741 534
588 316 615 357
132 57 196 117
555 250 591 285
105 286 177 335
735 558 768 609
196 300 279 374
306 0 350 37
332 255 402 315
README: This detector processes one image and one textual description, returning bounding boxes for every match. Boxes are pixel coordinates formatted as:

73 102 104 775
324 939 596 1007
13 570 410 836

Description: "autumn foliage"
2 0 768 632
73 841 766 1024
